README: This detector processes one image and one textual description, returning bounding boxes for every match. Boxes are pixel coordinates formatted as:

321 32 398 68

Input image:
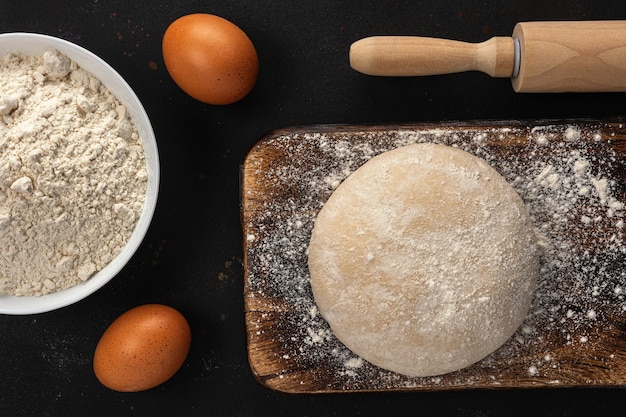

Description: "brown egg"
93 304 192 392
162 13 259 105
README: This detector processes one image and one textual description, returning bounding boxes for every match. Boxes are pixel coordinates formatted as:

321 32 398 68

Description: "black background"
2 1 626 416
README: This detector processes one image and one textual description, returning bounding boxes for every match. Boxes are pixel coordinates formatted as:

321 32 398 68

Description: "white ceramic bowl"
0 33 160 314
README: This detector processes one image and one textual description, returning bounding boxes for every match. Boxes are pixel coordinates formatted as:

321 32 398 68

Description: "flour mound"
0 50 147 296
307 143 540 377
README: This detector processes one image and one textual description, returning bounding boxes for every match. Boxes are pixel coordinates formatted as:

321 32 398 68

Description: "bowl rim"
0 32 160 314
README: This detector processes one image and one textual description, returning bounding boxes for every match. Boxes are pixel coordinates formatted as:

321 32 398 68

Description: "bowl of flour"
0 33 159 314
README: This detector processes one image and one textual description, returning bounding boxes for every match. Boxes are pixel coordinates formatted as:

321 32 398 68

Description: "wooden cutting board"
241 120 626 393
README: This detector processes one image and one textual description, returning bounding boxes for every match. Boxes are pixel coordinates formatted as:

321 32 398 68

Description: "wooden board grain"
241 120 626 393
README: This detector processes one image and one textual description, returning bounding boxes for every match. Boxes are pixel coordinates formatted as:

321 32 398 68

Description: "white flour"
0 49 147 296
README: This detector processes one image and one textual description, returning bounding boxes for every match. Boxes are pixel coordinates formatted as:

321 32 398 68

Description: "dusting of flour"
0 50 147 296
244 123 626 390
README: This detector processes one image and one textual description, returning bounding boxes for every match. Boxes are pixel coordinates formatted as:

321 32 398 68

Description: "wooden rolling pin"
349 21 626 92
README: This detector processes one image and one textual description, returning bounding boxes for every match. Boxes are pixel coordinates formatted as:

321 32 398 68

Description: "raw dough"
308 143 539 377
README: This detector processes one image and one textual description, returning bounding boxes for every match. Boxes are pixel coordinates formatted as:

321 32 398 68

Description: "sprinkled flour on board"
0 50 147 296
244 123 626 390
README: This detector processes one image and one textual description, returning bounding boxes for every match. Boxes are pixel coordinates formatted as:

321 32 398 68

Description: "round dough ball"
308 143 539 377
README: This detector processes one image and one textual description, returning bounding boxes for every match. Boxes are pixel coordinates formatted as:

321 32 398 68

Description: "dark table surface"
3 1 626 416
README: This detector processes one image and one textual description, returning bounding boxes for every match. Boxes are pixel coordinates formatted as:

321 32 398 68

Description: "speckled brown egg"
93 304 192 392
162 13 259 105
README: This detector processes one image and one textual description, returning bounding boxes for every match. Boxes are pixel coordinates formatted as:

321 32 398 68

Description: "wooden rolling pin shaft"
349 21 626 92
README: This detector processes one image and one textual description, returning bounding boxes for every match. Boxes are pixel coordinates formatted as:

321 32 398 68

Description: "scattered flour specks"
244 123 626 390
